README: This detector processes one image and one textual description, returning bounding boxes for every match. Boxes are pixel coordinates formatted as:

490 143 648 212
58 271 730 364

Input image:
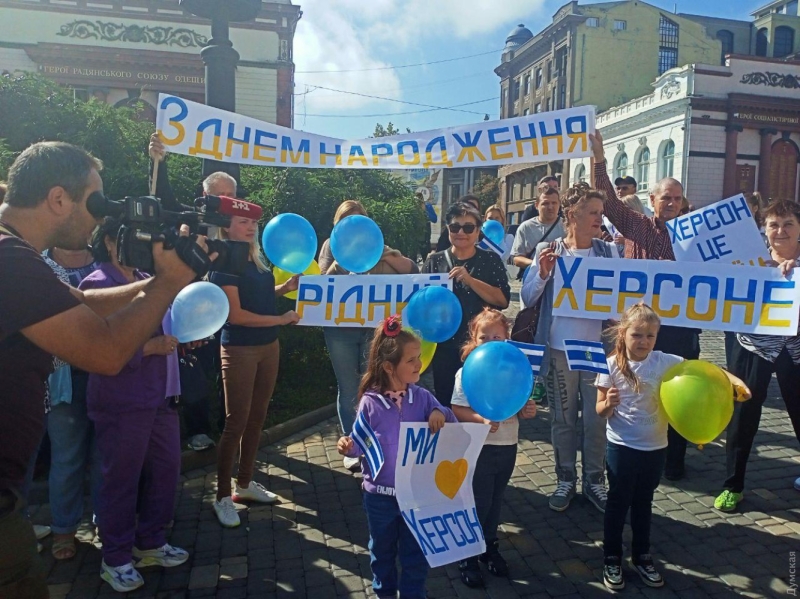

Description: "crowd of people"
1 127 799 598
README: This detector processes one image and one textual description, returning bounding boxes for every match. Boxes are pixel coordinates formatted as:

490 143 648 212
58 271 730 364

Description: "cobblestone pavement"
34 306 800 598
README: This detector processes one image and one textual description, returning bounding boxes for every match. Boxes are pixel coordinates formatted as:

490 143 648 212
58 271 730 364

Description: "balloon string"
697 444 704 451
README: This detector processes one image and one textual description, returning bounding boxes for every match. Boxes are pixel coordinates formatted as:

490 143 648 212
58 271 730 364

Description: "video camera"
86 193 256 276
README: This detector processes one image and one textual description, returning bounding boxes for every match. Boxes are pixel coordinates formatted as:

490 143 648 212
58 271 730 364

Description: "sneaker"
343 456 361 472
631 554 664 587
232 481 279 504
459 557 484 588
603 556 625 591
100 561 144 593
479 541 508 577
133 543 189 568
549 480 576 512
187 434 215 452
794 477 800 491
33 524 51 540
584 482 608 513
214 496 241 528
663 466 685 481
714 489 743 512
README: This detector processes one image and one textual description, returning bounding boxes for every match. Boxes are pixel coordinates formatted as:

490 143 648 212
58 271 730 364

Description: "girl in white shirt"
596 304 748 592
451 309 536 588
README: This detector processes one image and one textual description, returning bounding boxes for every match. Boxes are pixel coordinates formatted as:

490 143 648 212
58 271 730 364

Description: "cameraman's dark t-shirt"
211 261 278 347
0 226 80 491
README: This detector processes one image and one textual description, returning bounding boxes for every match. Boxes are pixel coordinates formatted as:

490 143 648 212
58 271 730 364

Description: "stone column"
723 124 742 197
758 128 778 198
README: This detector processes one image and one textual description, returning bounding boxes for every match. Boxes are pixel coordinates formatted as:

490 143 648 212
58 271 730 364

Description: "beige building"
0 0 301 125
495 0 722 223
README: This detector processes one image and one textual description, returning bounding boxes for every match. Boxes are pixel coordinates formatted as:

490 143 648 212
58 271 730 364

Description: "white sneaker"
100 561 144 593
232 481 279 504
214 496 241 528
33 524 51 540
343 456 361 472
133 543 189 568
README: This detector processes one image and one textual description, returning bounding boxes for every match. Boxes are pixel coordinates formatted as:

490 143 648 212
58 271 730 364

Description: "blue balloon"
482 220 505 247
171 282 230 343
262 213 317 274
404 286 462 343
462 342 534 422
330 215 385 274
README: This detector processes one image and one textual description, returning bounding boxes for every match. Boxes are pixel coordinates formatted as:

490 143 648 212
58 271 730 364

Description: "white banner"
668 195 770 266
295 274 452 328
156 94 595 170
553 257 800 335
395 423 489 568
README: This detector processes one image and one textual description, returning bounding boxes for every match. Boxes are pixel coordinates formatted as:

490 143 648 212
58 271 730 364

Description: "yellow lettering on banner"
453 131 487 163
347 145 369 167
565 116 589 153
334 287 366 325
758 281 794 329
319 142 342 166
652 274 682 318
397 141 421 166
188 118 223 160
281 138 311 165
687 298 717 321
686 276 719 322
158 96 188 146
538 120 564 156
253 130 277 163
553 287 578 311
371 143 393 166
759 304 792 328
513 124 539 158
586 290 612 313
488 127 513 161
368 284 393 321
225 123 251 159
423 137 453 168
296 283 323 319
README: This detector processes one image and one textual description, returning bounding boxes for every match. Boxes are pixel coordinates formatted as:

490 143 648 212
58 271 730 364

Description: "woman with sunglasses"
422 203 511 406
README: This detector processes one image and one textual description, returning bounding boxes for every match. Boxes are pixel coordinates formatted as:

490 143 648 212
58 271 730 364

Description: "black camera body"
86 193 250 276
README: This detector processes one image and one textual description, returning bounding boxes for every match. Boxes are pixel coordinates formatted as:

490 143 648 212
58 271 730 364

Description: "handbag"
510 237 558 343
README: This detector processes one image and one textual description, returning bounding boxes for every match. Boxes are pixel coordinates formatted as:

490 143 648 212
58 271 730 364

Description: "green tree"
471 173 500 210
372 122 411 138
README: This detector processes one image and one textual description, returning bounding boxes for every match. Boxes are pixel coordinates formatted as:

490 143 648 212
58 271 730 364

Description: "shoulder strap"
0 223 15 238
529 220 560 258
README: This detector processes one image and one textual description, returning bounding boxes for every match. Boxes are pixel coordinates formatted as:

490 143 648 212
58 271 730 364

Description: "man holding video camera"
0 141 212 599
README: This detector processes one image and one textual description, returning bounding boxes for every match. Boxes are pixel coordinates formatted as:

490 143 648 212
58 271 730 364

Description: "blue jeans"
363 492 428 599
604 442 665 558
323 327 372 435
47 394 101 535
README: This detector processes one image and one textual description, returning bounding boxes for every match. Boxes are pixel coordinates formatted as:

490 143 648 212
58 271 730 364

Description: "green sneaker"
714 490 743 512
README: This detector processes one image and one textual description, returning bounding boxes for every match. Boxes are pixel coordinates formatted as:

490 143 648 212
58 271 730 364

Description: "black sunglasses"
448 223 478 234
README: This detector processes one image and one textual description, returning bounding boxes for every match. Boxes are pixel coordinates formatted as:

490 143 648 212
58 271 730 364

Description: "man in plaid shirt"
590 131 700 481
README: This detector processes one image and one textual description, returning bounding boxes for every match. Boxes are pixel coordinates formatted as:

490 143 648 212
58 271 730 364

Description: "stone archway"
769 139 799 202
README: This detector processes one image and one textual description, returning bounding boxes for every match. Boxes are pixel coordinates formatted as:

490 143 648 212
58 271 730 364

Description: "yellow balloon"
274 260 320 300
420 339 437 374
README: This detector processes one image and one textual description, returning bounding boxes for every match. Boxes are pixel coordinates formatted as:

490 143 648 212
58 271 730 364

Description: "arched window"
716 30 734 64
660 140 675 178
574 163 586 184
636 147 651 189
756 28 769 56
614 152 629 179
774 26 795 58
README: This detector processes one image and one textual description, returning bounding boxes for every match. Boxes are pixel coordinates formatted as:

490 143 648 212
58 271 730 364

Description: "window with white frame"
660 140 675 178
586 17 600 27
614 152 629 179
614 20 627 31
637 147 651 190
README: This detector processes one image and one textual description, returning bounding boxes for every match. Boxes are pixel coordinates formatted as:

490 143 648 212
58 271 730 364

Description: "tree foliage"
372 122 411 138
471 173 501 209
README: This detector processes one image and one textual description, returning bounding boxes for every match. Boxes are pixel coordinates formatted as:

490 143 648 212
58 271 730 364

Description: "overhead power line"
296 71 490 96
301 97 499 118
295 48 502 73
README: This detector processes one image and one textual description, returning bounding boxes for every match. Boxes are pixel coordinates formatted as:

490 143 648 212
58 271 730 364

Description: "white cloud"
293 0 547 118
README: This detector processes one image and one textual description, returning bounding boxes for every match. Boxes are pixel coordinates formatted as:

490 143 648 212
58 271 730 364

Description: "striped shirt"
595 160 675 260
737 258 800 364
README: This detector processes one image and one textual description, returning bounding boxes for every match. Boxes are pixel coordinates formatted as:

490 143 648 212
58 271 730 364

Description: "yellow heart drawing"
435 459 468 500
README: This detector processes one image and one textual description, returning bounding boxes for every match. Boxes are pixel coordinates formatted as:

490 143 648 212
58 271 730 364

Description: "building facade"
495 0 722 223
0 0 301 125
570 55 800 208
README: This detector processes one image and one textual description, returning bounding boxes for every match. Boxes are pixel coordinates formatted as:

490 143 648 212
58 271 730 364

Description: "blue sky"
292 0 762 139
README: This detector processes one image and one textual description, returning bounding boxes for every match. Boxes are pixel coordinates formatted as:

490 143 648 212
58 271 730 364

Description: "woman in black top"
423 203 511 405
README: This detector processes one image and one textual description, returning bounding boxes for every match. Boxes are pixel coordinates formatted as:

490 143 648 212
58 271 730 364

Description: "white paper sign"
667 195 770 266
395 423 489 568
295 274 452 328
553 256 800 335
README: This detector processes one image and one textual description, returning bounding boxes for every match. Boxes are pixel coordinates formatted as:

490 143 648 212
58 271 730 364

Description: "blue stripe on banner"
351 411 384 476
506 340 546 375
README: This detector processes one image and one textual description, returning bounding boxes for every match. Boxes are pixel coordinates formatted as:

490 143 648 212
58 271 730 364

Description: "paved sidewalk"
35 330 800 599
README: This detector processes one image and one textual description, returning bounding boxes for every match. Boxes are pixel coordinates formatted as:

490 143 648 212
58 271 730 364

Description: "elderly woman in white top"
521 184 618 514
715 199 800 512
